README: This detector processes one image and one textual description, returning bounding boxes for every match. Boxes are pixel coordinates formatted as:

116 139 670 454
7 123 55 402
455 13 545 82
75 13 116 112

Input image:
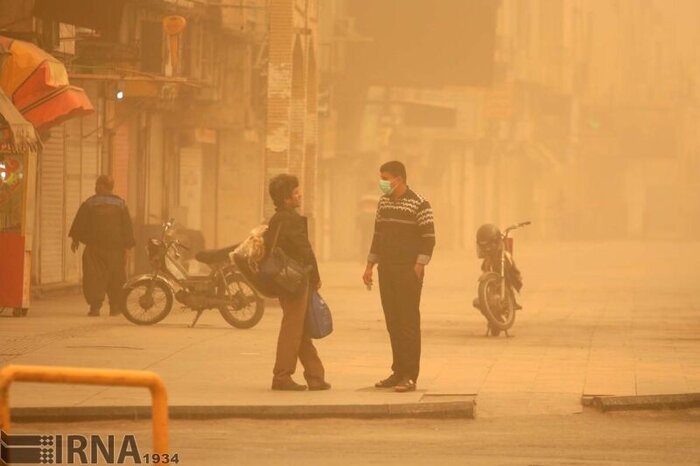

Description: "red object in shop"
1 87 37 313
0 233 25 307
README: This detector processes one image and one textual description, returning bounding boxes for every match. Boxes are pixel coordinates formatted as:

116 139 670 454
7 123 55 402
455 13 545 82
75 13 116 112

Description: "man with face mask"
362 161 436 392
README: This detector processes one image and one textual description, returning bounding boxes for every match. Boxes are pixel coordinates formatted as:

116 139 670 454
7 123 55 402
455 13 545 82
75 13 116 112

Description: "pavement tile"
2 242 699 416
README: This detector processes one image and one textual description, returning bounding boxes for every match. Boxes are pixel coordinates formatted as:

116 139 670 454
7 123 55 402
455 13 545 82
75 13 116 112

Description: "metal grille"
38 127 65 284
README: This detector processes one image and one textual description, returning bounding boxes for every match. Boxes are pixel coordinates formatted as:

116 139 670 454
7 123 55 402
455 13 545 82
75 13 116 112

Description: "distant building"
316 0 700 257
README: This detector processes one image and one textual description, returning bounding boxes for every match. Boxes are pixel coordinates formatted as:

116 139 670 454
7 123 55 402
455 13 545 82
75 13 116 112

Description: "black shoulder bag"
259 221 308 295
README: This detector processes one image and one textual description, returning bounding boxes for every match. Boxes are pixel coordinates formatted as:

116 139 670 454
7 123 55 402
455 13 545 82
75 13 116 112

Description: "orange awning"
0 36 93 133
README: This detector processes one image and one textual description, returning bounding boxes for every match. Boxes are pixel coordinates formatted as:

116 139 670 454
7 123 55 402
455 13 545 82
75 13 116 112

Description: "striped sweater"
367 187 436 265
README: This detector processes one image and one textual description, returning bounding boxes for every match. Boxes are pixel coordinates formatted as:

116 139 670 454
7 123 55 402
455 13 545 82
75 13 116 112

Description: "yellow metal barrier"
0 365 169 455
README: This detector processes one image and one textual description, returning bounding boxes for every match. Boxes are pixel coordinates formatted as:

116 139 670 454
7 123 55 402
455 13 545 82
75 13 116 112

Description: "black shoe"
308 381 332 391
271 379 308 391
109 308 123 316
375 374 401 389
394 377 417 393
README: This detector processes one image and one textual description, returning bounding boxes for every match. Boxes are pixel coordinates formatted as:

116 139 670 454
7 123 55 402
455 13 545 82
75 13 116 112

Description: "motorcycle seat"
195 244 239 264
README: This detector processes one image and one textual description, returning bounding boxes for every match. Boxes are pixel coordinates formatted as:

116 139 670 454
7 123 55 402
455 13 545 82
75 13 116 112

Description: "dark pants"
273 285 325 385
378 263 423 382
82 245 126 311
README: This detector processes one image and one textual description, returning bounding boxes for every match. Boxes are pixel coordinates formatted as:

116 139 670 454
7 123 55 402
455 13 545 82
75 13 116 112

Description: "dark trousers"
378 263 423 382
82 245 126 311
273 285 325 385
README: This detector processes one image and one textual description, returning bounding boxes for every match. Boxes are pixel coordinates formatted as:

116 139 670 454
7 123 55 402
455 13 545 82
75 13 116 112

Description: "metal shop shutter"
39 126 65 284
179 146 203 231
112 123 129 200
64 82 101 284
63 117 82 284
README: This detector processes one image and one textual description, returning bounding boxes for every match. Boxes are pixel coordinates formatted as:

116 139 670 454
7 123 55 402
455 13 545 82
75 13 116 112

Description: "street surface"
2 241 700 463
14 409 700 465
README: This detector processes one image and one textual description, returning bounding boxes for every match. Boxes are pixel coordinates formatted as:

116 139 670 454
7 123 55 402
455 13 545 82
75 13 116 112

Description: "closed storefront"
38 125 65 285
63 117 83 284
146 114 165 222
111 122 130 201
35 83 101 288
216 131 264 246
178 145 203 231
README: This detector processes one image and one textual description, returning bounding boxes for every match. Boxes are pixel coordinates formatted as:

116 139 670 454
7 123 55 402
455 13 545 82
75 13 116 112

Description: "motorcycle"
473 221 530 337
122 219 265 328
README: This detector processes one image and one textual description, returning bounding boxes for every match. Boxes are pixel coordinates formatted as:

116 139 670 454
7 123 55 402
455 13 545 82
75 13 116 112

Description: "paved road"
1 241 699 417
12 409 700 465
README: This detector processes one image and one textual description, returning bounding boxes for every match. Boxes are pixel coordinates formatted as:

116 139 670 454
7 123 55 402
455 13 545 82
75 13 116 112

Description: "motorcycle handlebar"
160 219 191 251
504 221 532 234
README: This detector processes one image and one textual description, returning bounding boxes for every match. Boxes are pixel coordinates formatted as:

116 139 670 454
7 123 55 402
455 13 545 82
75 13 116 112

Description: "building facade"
316 0 700 261
496 0 700 240
0 0 320 292
265 0 320 241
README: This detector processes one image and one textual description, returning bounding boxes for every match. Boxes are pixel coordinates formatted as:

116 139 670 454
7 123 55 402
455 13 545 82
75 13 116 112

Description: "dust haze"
2 1 700 464
317 0 700 260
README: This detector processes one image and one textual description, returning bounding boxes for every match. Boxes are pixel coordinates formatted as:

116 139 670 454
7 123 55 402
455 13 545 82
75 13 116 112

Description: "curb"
11 400 475 422
586 393 700 412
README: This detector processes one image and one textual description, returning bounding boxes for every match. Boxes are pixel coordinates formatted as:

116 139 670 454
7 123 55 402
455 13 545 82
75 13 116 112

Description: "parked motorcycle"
122 219 264 328
473 221 530 337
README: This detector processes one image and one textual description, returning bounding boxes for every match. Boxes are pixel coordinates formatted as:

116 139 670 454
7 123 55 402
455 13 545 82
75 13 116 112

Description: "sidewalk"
2 241 699 418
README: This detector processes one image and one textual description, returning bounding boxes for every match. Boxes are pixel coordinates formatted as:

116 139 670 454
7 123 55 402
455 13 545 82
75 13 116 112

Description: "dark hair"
269 174 299 208
380 160 407 181
95 174 115 193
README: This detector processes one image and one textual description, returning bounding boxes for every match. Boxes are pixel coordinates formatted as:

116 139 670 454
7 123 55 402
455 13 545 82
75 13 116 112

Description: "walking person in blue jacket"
69 175 135 317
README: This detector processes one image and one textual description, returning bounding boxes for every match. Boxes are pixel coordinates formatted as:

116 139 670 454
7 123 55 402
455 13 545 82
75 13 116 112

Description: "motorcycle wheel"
478 274 516 331
123 278 173 325
218 271 265 329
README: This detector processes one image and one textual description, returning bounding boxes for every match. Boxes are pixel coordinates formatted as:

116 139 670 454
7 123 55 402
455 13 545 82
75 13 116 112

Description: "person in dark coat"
69 175 135 316
265 174 329 391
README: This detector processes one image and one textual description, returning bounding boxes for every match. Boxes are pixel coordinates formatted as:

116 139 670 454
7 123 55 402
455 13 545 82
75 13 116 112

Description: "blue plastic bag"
306 291 333 339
